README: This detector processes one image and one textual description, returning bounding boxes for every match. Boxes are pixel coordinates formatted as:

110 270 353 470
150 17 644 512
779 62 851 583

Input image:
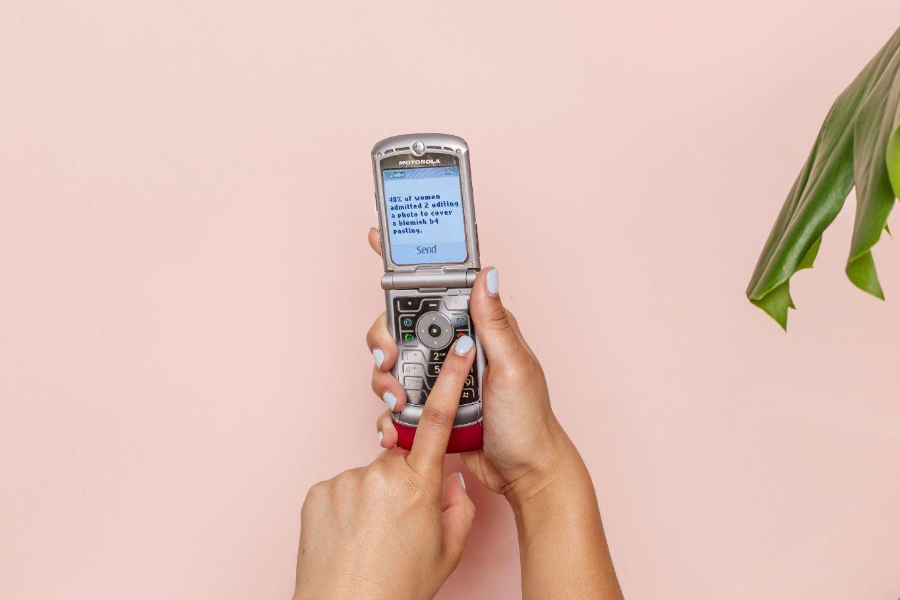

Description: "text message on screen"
383 166 467 265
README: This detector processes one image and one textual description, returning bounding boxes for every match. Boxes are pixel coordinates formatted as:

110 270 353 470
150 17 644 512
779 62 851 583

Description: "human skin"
293 334 478 600
365 228 624 600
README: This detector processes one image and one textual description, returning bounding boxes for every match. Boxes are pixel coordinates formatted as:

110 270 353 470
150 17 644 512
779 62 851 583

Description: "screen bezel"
375 148 479 273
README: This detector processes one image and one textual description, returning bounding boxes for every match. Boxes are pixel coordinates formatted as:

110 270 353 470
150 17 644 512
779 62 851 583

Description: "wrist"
503 426 591 513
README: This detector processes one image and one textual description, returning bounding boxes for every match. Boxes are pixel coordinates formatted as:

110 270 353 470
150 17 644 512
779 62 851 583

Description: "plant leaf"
888 102 900 197
846 40 900 298
845 250 885 299
750 280 794 331
747 27 900 325
798 235 822 270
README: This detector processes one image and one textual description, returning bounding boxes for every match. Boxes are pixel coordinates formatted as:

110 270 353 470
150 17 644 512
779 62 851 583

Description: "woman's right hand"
365 228 575 506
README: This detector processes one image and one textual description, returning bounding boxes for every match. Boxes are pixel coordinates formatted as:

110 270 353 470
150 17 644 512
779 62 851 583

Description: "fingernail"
454 335 474 356
378 430 384 445
373 348 385 369
457 472 466 490
486 268 499 296
382 391 397 411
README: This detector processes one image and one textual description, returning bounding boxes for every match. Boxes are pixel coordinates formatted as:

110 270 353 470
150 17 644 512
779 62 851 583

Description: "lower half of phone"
386 289 485 453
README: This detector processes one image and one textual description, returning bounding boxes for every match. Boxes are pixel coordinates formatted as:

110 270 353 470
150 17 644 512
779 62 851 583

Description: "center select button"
415 311 454 349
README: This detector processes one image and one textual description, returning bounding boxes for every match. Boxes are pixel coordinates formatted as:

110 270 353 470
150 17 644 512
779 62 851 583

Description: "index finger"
406 335 477 475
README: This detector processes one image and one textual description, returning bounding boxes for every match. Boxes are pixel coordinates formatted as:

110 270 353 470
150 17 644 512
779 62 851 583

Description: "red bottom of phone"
393 420 483 453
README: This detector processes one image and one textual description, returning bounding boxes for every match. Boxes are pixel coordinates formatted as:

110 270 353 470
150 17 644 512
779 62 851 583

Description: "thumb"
441 472 475 563
470 267 529 365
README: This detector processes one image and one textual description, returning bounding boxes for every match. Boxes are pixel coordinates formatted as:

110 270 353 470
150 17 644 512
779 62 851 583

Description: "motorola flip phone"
371 133 485 453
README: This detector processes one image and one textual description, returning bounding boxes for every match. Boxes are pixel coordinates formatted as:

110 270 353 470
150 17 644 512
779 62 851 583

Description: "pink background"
2 2 899 599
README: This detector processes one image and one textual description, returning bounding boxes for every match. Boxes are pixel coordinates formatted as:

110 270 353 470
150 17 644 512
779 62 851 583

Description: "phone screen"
382 165 467 265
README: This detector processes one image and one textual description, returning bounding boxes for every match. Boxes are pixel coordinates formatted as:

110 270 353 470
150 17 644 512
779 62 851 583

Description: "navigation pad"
395 296 479 407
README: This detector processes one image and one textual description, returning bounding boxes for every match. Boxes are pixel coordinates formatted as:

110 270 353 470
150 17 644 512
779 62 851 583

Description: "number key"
402 350 425 362
403 376 425 390
402 363 425 377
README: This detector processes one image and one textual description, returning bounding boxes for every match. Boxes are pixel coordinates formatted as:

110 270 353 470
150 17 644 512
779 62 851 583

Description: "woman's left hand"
293 335 478 600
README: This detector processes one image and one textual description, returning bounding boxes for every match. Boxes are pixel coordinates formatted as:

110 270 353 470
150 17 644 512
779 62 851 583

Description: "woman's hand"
365 228 573 507
364 228 623 600
293 335 478 600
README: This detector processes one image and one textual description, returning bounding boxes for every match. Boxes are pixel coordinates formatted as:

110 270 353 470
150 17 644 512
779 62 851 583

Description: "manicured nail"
378 430 384 445
454 335 474 356
373 348 385 369
486 268 499 296
457 472 466 490
382 391 397 411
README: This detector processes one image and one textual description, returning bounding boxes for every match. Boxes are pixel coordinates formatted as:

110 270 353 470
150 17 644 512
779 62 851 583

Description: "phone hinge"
382 269 478 290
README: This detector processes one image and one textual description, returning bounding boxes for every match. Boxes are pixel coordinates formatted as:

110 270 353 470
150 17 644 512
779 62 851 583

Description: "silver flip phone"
371 133 485 452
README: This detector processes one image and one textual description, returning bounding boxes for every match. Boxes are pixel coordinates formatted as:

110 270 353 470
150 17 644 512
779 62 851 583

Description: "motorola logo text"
398 159 442 165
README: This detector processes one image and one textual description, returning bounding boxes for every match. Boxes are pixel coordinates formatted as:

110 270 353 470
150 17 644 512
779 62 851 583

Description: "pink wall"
2 2 899 599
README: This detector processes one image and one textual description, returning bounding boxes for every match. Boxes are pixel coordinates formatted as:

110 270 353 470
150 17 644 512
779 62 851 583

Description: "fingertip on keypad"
393 295 481 409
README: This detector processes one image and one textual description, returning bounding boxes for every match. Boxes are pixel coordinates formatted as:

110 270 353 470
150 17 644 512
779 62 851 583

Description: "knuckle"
302 480 329 511
308 480 329 497
401 469 431 498
484 304 513 331
367 458 391 478
331 469 363 498
496 354 522 377
360 468 388 495
464 503 476 523
498 354 540 383
421 404 452 427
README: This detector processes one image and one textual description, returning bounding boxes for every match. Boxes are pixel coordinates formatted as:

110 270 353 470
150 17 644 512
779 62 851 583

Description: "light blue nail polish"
382 391 397 411
373 348 385 369
486 268 500 295
454 335 474 356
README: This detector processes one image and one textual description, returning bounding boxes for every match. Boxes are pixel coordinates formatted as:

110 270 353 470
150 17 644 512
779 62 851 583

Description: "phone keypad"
394 296 480 407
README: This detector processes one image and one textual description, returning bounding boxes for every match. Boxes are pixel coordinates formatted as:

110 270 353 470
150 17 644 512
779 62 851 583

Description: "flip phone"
371 133 485 453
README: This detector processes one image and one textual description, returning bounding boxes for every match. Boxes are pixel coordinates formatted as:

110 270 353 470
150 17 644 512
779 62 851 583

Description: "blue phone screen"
382 166 467 265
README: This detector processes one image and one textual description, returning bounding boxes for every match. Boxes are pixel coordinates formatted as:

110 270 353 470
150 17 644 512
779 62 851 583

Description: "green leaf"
798 235 822 270
750 280 794 331
845 250 885 299
748 27 900 326
888 116 900 197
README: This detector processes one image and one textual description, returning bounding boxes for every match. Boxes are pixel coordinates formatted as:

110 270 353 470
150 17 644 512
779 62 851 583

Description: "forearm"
507 438 624 600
